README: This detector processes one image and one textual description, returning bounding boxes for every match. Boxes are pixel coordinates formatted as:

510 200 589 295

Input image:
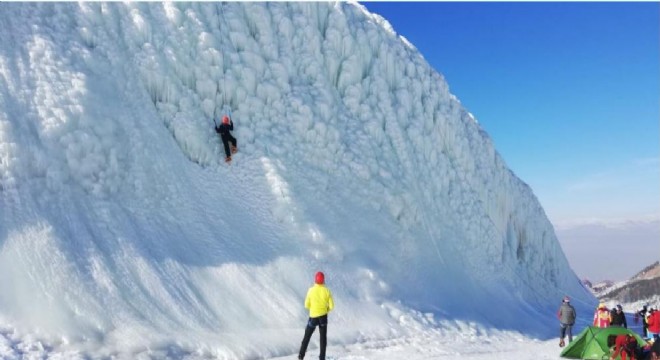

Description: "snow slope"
0 2 594 358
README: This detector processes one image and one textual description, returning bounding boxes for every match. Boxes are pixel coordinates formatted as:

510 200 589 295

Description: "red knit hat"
222 115 230 124
315 271 324 284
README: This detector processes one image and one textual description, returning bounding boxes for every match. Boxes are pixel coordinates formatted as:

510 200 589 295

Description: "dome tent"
560 326 647 360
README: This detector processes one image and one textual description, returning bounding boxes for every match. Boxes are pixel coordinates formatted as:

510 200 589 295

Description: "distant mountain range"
557 217 660 282
583 261 660 309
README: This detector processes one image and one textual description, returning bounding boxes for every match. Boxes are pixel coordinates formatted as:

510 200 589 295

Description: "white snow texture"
0 2 593 359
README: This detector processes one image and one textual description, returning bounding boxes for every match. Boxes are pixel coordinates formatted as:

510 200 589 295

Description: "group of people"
593 302 629 328
213 112 660 360
638 306 660 340
301 284 660 360
213 112 656 359
558 296 660 360
594 303 660 339
291 275 660 360
607 333 660 360
216 110 658 360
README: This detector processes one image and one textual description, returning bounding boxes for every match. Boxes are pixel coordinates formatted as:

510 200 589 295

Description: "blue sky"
364 2 659 224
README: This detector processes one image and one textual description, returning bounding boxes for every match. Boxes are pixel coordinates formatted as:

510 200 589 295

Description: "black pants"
221 134 237 158
298 315 327 360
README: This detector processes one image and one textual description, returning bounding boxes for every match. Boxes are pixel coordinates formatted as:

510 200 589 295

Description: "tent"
560 326 647 359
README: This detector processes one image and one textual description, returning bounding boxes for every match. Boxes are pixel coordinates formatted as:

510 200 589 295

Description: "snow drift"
0 2 593 358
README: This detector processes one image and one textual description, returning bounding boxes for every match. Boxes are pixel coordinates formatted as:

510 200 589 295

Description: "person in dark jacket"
215 115 237 163
611 304 628 328
637 305 649 338
558 296 577 347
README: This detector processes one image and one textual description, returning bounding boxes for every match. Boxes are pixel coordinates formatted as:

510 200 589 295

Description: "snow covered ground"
0 2 595 359
0 323 568 359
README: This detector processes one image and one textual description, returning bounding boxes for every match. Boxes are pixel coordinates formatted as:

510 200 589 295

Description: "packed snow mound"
0 2 593 357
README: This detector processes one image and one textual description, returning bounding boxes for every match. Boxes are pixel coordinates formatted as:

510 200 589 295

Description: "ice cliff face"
0 2 591 357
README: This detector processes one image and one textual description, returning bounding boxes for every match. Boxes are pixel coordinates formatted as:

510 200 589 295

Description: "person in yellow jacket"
593 303 611 328
298 271 334 360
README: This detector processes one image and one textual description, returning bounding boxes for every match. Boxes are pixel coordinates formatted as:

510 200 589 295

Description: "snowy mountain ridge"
0 2 593 358
593 262 660 310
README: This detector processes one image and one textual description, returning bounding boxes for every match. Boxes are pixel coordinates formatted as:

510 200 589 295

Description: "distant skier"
215 115 237 163
298 271 334 360
594 303 611 328
557 296 576 347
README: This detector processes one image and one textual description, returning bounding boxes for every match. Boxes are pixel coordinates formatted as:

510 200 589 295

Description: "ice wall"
0 2 593 357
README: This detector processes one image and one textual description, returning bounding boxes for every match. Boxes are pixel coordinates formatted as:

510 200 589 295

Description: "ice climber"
298 271 334 360
558 296 576 347
215 115 238 163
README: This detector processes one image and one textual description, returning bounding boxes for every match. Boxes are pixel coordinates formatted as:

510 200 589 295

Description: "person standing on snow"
214 115 237 163
594 303 611 328
635 305 649 338
298 271 334 360
558 296 576 347
610 304 628 328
